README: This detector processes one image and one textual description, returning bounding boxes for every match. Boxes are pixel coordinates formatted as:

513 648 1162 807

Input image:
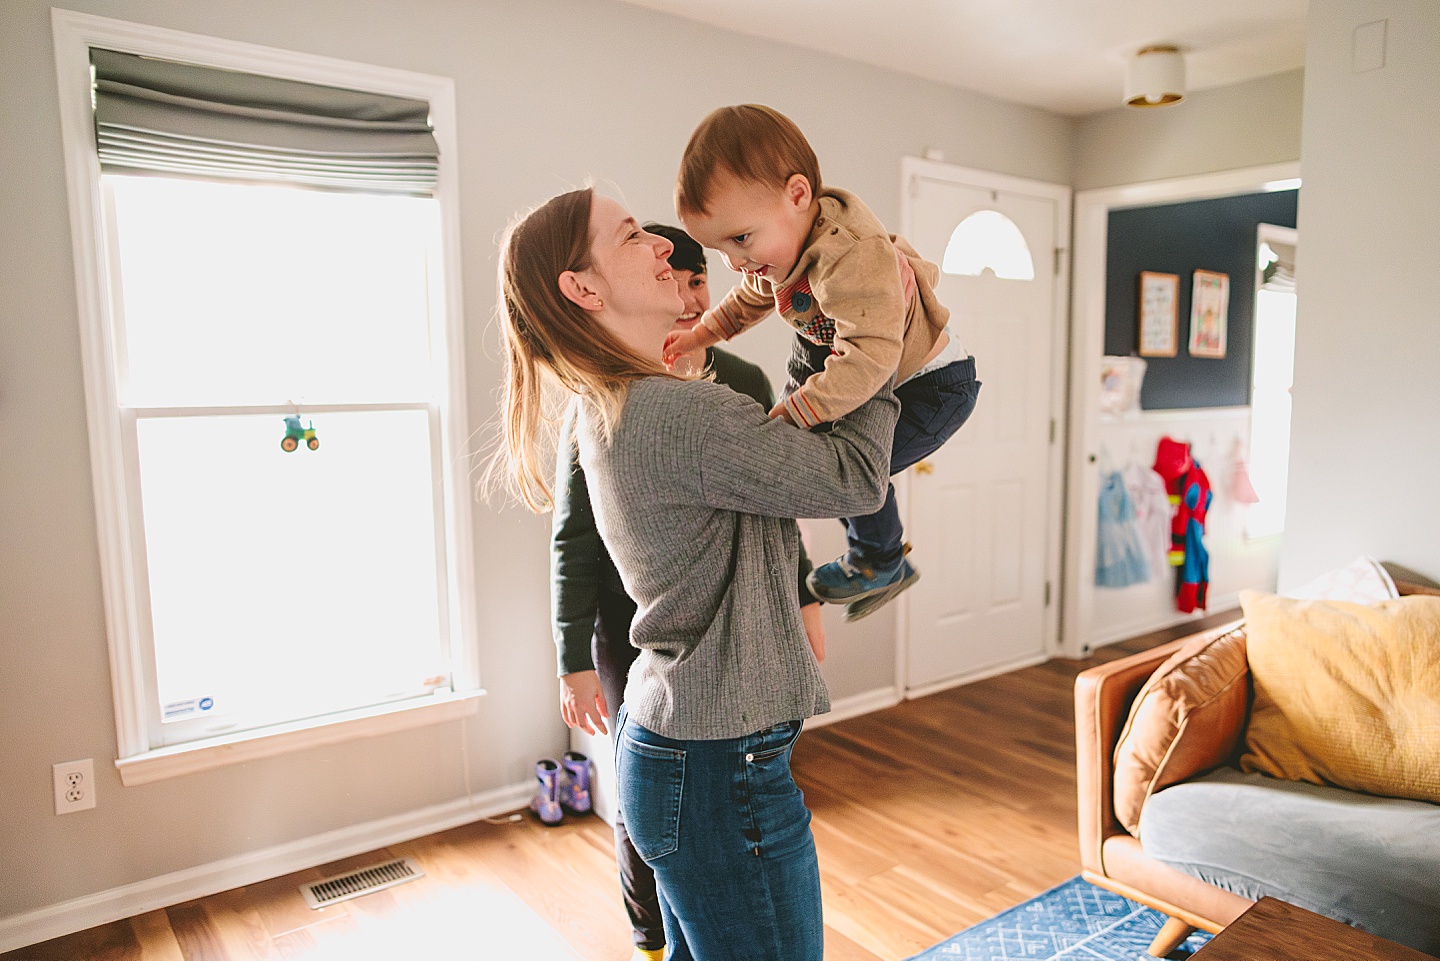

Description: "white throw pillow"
1286 555 1398 604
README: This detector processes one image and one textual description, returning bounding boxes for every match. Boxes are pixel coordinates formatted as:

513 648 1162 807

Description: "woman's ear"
558 270 604 311
785 173 814 211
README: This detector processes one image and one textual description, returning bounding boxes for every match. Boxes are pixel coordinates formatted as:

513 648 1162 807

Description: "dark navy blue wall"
1106 190 1298 410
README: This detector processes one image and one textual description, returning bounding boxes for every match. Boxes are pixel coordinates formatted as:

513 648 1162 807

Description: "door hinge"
1053 247 1064 275
1045 581 1052 606
1049 418 1057 443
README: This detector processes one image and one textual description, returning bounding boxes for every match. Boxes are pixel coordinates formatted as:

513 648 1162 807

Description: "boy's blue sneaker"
558 750 592 815
843 559 920 622
807 552 910 604
529 759 564 826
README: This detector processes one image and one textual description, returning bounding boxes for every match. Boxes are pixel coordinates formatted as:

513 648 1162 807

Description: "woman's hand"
560 670 610 735
662 324 719 369
801 602 827 663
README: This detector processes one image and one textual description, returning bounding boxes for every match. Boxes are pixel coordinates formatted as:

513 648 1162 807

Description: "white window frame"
51 9 482 786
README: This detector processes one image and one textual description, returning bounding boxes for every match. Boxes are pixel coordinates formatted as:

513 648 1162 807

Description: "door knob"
914 460 934 475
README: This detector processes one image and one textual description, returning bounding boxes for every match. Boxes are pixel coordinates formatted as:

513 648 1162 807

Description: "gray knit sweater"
577 375 899 740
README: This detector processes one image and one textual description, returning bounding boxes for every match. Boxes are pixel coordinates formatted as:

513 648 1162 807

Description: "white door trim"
896 156 1072 698
1060 162 1301 657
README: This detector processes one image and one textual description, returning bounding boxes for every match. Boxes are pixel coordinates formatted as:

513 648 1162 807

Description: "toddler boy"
664 104 980 620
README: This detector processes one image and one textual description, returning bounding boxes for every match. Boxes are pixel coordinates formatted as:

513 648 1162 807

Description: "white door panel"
901 168 1061 692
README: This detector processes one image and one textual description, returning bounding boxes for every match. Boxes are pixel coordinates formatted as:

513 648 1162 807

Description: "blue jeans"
787 336 982 570
615 708 823 961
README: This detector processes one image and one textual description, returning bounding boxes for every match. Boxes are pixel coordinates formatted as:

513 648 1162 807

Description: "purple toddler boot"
529 759 563 826
558 750 592 815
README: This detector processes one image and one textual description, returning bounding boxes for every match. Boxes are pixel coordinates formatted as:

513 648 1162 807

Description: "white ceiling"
612 0 1308 116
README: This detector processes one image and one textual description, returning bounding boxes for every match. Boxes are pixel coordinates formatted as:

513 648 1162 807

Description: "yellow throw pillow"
1239 590 1440 803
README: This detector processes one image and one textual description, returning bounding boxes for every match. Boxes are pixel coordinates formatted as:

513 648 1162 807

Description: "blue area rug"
906 876 1212 961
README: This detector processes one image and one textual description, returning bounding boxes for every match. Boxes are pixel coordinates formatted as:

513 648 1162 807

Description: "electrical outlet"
53 759 96 815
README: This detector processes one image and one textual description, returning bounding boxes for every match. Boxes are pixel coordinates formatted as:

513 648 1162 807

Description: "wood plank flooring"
5 611 1238 961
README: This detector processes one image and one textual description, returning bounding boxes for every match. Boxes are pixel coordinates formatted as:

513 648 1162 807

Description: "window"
1247 231 1298 539
53 14 477 783
941 210 1036 280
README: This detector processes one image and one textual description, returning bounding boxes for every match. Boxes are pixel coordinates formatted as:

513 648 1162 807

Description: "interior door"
900 165 1061 694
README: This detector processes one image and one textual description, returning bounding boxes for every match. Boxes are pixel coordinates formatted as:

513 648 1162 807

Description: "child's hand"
662 324 718 369
768 402 796 425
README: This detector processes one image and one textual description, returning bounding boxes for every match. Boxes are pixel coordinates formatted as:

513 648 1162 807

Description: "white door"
899 161 1066 695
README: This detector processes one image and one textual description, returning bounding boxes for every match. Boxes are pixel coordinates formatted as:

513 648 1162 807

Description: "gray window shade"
90 49 439 195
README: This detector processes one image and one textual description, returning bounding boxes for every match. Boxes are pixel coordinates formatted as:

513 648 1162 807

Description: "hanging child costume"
1153 436 1213 613
1095 469 1151 588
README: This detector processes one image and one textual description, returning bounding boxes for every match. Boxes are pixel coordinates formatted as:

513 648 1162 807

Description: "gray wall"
1279 0 1440 587
1074 69 1304 190
0 0 1073 918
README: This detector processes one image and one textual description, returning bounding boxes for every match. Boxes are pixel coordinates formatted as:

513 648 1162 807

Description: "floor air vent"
300 857 425 909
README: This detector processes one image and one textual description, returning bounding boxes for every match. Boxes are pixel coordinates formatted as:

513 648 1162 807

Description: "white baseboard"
903 651 1051 701
0 779 534 954
807 686 902 729
1083 590 1242 652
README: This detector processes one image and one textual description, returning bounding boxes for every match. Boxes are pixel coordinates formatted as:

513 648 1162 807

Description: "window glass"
109 176 435 408
942 209 1035 281
136 410 444 736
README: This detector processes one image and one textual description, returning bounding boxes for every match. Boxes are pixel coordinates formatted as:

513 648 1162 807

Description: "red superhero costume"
1153 436 1212 613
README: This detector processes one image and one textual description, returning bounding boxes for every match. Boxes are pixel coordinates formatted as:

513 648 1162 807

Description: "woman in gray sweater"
496 187 898 961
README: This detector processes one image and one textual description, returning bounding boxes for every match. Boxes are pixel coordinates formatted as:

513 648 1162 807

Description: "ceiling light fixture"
1124 45 1185 108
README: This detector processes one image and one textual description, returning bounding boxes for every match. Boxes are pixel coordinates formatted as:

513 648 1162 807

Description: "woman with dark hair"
549 221 825 961
496 188 896 961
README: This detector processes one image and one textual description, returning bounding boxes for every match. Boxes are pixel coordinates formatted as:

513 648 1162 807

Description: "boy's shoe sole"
843 563 920 622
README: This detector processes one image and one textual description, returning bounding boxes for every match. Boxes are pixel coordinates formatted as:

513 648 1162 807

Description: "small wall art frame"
1137 270 1180 357
1188 269 1229 359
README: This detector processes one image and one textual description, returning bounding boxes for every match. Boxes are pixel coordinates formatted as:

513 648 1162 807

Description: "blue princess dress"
1095 470 1152 588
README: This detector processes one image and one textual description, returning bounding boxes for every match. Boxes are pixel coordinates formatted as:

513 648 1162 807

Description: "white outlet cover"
53 758 96 814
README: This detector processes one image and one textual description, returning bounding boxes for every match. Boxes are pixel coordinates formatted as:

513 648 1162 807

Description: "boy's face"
681 171 815 282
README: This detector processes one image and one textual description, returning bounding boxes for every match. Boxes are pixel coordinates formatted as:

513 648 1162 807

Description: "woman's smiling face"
566 195 684 361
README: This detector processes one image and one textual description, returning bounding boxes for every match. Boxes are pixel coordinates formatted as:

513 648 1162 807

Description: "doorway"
897 158 1070 697
1062 163 1302 657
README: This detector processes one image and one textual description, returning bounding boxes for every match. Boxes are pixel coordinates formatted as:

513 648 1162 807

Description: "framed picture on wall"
1188 269 1230 359
1138 271 1180 357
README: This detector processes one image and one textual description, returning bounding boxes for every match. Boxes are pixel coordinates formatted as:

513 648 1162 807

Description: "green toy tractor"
281 414 319 452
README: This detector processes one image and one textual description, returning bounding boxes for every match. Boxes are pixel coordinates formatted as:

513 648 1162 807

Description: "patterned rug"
906 876 1213 961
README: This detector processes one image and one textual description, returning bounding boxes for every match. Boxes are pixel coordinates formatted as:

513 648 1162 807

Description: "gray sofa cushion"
1139 766 1440 954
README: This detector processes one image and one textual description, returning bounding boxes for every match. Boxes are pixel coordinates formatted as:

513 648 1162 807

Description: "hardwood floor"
5 611 1238 961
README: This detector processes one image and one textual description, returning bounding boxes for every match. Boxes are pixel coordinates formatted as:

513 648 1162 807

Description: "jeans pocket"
616 732 685 862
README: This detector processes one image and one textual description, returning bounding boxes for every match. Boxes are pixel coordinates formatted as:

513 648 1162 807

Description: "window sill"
114 689 484 787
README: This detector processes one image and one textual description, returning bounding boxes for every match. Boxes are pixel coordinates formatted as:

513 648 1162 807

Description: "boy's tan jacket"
701 187 949 428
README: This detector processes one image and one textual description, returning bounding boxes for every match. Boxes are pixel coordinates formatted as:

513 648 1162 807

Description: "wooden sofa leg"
1148 916 1196 957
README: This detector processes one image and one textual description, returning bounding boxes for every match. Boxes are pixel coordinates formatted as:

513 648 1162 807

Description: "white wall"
1074 69 1304 191
1280 0 1440 587
0 0 1073 926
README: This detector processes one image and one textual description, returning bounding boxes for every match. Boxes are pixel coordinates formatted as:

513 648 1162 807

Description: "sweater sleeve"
700 272 774 342
550 406 600 676
780 236 907 427
711 351 817 604
697 380 899 519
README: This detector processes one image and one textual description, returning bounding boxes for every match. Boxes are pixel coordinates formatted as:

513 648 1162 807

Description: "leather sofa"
1074 576 1440 958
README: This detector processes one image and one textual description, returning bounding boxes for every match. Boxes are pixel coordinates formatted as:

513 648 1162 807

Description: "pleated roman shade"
90 49 440 195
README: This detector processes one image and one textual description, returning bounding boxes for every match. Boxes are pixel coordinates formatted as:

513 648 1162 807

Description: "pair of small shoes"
528 752 593 827
807 550 921 621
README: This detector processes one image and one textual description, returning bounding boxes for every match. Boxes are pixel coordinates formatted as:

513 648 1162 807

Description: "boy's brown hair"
675 104 823 217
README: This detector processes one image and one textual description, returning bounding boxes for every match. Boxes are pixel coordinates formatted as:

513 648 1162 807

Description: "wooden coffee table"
1192 897 1437 960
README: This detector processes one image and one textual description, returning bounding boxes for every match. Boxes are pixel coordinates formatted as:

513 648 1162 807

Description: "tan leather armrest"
1074 639 1191 875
